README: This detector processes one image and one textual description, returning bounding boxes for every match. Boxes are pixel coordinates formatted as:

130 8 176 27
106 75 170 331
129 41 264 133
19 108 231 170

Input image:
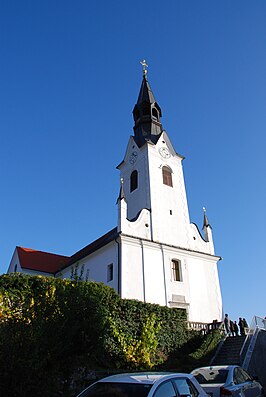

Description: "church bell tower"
117 61 196 251
116 62 222 323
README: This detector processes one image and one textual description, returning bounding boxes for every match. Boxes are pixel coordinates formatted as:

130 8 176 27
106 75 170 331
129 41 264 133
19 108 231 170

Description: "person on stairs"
233 321 239 336
224 313 230 335
242 318 249 335
238 317 245 336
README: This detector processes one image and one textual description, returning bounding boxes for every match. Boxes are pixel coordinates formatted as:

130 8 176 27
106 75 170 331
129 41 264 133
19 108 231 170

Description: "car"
191 365 264 397
76 371 209 397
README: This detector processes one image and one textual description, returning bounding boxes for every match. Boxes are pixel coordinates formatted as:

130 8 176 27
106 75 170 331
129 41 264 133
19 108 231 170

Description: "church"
8 64 223 324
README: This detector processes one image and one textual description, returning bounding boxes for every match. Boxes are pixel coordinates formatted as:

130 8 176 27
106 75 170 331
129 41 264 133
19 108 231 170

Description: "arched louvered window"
130 170 138 192
162 166 173 187
172 260 182 281
152 108 158 120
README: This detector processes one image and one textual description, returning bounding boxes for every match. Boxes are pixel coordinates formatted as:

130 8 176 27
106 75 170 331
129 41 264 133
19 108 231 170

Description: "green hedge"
0 274 220 397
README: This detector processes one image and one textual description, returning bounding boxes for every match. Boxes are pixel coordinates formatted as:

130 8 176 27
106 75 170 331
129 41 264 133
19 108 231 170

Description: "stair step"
210 336 246 366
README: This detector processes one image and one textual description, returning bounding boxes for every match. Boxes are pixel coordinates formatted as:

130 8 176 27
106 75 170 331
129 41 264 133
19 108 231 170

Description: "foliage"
0 274 119 396
160 329 223 372
0 274 221 397
190 329 222 361
108 312 162 369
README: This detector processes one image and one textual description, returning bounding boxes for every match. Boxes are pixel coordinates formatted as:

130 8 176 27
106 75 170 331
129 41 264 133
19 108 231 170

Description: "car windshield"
78 382 153 397
193 369 229 384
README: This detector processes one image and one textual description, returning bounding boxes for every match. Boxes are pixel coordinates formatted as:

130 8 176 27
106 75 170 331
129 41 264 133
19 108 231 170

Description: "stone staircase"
211 335 246 365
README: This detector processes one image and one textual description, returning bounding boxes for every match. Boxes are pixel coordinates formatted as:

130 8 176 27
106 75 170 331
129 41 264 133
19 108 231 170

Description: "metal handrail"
240 315 266 367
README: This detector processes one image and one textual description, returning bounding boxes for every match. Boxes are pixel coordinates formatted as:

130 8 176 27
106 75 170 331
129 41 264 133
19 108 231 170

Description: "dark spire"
133 62 163 147
136 75 156 105
202 207 212 229
116 178 126 204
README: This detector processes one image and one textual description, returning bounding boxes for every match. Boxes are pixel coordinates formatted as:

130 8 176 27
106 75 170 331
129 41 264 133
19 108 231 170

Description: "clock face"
159 147 171 159
129 151 138 164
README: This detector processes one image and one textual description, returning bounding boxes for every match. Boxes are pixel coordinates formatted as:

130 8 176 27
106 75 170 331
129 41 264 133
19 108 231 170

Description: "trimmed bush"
0 274 221 397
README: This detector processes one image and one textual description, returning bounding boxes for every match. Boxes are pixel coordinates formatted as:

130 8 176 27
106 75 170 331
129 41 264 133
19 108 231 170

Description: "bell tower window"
162 166 173 187
152 108 158 120
130 170 138 192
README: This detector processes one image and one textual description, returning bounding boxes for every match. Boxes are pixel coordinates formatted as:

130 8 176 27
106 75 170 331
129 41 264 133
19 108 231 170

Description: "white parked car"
76 372 209 397
191 365 264 397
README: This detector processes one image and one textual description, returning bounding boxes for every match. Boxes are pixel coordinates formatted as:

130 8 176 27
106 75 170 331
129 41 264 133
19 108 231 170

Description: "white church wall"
119 207 152 240
162 247 191 307
186 255 222 323
120 235 145 301
189 223 215 255
25 269 53 276
119 144 151 221
120 236 178 307
7 248 21 273
146 135 192 248
59 241 119 292
119 235 222 323
141 241 167 306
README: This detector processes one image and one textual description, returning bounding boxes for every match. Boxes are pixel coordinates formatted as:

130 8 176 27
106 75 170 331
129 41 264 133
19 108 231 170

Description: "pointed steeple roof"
202 207 212 229
116 178 126 204
136 75 156 105
132 62 163 147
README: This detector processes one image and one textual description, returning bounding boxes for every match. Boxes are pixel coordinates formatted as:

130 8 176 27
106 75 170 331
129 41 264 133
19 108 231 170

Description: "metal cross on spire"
140 59 148 76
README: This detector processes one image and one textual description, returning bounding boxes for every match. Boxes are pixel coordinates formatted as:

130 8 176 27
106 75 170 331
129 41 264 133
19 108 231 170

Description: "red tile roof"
17 246 69 274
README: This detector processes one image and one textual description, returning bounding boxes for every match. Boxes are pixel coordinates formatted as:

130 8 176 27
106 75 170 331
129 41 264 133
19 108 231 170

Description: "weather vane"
140 59 148 76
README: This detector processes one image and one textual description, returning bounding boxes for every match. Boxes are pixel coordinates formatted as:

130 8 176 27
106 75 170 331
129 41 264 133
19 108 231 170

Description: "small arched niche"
130 170 138 192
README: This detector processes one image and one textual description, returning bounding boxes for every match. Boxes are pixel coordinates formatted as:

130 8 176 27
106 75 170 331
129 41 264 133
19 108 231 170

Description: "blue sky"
1 0 265 324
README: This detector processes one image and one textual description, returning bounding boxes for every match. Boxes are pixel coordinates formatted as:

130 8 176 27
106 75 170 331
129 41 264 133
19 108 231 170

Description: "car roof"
192 365 238 372
99 372 195 385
